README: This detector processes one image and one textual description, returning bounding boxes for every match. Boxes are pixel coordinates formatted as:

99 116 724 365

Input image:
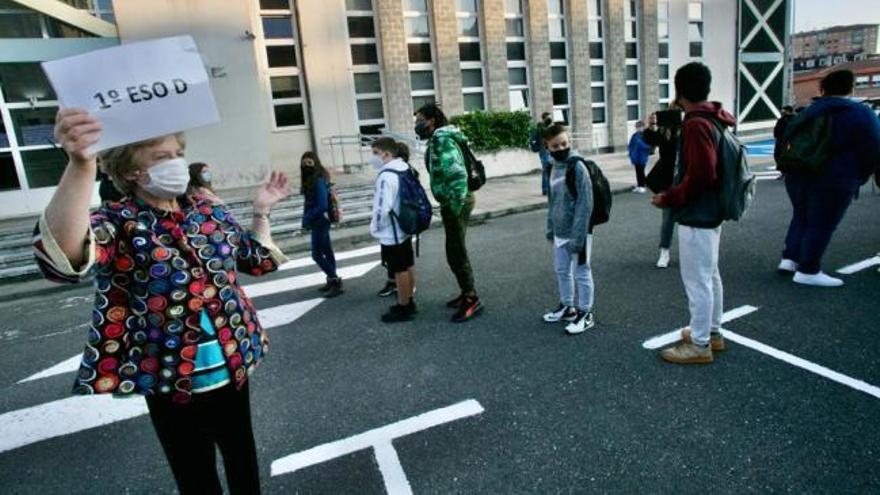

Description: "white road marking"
270 399 485 483
641 305 759 350
5 298 329 451
721 330 880 400
374 441 414 495
17 298 327 384
17 355 83 384
278 245 381 272
0 395 148 454
836 256 880 275
754 171 781 181
243 260 381 298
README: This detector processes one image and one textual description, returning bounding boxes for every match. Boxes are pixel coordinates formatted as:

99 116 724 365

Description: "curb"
0 184 632 304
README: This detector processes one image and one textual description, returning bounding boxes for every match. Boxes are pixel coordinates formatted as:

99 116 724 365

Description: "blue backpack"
380 168 433 249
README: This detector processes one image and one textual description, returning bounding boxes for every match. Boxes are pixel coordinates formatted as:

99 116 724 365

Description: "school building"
0 0 791 219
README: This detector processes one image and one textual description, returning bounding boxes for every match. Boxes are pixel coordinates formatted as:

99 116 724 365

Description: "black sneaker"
446 294 465 309
452 296 483 323
324 278 344 298
318 279 333 293
381 302 417 323
378 281 397 298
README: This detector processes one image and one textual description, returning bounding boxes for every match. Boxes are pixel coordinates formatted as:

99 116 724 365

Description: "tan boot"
681 327 726 352
660 341 713 364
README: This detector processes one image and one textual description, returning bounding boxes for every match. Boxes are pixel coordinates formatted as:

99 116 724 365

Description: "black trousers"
635 166 647 188
145 383 261 495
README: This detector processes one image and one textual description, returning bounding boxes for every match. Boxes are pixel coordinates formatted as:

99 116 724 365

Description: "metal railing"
319 134 371 170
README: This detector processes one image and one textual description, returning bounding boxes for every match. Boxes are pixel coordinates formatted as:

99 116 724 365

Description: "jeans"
310 221 337 279
440 193 476 294
554 236 594 311
659 207 676 249
146 383 261 495
782 175 855 274
678 226 723 347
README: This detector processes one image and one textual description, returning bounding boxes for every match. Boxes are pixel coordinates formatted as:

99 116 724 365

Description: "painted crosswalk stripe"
836 256 880 275
0 394 149 454
641 305 759 350
278 245 381 272
243 260 380 298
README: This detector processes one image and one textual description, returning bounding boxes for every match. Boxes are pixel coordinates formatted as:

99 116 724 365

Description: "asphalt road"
1 178 879 494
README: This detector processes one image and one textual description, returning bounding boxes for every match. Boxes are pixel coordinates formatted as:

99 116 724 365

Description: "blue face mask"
199 171 212 184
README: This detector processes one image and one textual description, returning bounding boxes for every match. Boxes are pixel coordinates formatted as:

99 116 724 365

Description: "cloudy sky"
794 0 880 32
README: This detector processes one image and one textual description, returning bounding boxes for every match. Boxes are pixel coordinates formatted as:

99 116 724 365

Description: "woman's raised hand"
253 171 291 213
54 109 102 167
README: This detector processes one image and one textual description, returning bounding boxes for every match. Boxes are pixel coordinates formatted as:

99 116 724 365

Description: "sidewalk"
0 152 639 303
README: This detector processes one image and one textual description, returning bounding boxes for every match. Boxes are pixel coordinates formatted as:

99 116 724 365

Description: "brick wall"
432 0 464 116
605 0 629 149
639 0 660 119
568 0 593 151
376 0 413 134
483 0 510 111
527 0 552 119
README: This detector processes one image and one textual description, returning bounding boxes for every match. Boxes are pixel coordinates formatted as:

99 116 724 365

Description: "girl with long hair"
301 152 343 297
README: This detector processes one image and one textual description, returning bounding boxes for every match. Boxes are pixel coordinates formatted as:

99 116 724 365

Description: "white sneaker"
565 311 595 335
777 259 798 273
543 304 577 323
656 249 670 268
632 187 647 194
793 271 844 287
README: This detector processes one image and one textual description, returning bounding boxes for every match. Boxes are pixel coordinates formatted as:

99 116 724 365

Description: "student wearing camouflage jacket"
414 104 483 322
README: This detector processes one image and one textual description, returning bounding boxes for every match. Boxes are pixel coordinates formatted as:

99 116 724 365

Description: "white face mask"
141 157 189 199
368 154 385 170
199 171 213 184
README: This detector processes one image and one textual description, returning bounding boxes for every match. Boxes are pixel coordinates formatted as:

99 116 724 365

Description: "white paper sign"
41 35 220 152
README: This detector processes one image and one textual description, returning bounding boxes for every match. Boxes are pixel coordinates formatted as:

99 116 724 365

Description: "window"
548 0 570 123
458 2 486 111
625 0 640 122
506 0 530 110
1 1 103 38
346 0 386 137
588 0 607 124
258 1 306 129
855 75 870 89
406 1 436 110
688 1 703 60
658 0 670 98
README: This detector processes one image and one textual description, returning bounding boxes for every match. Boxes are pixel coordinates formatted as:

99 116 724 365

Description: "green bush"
449 110 533 153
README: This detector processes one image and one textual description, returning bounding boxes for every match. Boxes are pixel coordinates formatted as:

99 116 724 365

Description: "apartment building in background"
0 0 791 219
792 24 879 72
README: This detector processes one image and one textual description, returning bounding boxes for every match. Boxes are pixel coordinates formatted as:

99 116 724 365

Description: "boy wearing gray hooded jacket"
542 124 596 335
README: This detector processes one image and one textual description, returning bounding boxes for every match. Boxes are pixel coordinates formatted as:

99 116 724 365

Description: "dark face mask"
414 122 431 140
543 118 553 126
550 148 571 162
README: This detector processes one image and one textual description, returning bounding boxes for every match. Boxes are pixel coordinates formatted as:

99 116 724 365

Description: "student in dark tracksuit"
301 152 343 297
777 70 880 287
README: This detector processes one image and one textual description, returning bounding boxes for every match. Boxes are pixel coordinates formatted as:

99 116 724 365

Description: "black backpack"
777 111 835 175
565 156 612 229
425 135 487 192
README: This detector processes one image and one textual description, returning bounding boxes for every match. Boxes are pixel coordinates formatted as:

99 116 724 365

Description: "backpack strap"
565 156 589 199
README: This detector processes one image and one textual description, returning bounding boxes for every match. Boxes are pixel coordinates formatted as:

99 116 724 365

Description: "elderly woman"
34 109 290 494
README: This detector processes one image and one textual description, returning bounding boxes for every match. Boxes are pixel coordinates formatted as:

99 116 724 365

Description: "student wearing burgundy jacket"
651 62 735 365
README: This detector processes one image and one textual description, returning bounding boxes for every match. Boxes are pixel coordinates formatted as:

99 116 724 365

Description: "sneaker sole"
453 302 484 323
565 322 595 335
660 353 714 364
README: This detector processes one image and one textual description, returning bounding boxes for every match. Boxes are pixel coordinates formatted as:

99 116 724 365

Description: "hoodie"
658 101 737 212
628 131 651 167
370 158 412 246
425 125 470 215
302 175 329 229
785 96 880 192
545 151 594 255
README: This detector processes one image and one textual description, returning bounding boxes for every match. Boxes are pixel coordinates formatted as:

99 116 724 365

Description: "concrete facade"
482 0 509 111
605 0 629 149
431 0 464 115
376 0 413 134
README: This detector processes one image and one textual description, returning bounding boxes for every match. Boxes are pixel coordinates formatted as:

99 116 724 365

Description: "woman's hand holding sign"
54 108 102 168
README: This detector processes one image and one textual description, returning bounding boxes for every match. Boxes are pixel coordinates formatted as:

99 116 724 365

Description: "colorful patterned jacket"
425 125 470 215
32 194 288 404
